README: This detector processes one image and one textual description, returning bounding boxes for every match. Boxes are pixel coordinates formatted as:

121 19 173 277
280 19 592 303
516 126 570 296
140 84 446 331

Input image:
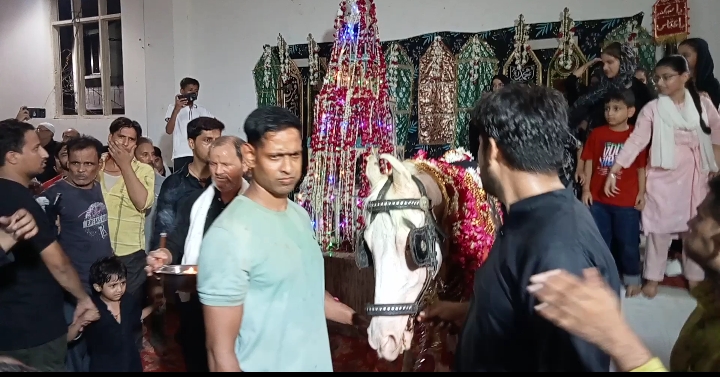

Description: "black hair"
491 74 511 85
137 137 153 147
180 77 200 89
604 89 636 108
211 135 245 160
602 42 623 60
472 83 568 173
89 256 127 290
187 117 225 140
679 38 720 108
243 106 302 147
153 146 162 159
66 135 104 159
109 117 142 138
656 55 711 134
0 118 35 167
54 141 67 159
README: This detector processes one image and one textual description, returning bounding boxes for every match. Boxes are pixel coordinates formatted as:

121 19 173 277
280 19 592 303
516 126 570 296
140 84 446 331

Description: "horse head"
361 153 443 362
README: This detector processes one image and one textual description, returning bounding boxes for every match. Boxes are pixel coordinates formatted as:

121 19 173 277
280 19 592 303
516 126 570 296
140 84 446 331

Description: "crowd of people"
0 79 358 372
0 36 719 372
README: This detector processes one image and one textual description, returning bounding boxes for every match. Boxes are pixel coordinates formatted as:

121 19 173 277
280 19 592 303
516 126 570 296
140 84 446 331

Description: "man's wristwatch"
609 173 617 179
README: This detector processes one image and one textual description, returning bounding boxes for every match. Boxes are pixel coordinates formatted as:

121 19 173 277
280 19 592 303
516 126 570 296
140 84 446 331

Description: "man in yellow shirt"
99 118 155 348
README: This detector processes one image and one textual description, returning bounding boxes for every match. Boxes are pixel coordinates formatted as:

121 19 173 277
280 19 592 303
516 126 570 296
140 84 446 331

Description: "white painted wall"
2 0 720 161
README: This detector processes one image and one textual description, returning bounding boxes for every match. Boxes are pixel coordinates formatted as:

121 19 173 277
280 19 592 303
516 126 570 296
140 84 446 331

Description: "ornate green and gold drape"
254 12 651 159
455 36 498 150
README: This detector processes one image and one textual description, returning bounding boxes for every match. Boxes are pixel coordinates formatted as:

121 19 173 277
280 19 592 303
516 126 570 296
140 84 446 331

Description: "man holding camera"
164 77 213 172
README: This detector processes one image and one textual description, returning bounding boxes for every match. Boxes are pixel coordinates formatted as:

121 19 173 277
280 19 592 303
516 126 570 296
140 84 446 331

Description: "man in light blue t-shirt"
197 107 359 372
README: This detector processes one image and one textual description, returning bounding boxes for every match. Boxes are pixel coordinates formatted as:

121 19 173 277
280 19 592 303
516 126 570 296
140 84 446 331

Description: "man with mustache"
38 142 69 194
146 135 248 372
36 136 113 371
418 85 620 372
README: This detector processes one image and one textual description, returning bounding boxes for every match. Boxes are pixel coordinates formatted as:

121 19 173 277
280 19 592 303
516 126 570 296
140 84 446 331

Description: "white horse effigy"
356 149 501 371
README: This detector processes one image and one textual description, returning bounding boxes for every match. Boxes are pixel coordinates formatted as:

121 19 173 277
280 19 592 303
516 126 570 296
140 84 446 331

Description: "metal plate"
154 265 198 275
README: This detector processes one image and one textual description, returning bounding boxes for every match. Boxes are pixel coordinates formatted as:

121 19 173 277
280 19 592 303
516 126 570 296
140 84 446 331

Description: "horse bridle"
356 173 446 324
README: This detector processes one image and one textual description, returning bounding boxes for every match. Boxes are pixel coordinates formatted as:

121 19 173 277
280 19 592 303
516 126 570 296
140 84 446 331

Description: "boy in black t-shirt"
81 256 157 372
0 119 98 371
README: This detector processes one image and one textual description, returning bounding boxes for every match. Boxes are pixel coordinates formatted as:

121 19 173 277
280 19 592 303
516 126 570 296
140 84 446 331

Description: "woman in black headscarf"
490 74 511 92
679 38 720 108
561 42 654 188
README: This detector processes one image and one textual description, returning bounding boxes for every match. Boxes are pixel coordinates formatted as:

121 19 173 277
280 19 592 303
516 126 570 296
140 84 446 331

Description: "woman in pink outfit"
604 55 720 298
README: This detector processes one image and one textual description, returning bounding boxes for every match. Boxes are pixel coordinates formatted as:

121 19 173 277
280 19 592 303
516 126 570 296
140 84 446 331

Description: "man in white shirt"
165 77 213 171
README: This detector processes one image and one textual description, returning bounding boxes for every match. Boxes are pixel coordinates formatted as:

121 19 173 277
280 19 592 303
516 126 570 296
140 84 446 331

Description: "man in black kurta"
424 84 620 372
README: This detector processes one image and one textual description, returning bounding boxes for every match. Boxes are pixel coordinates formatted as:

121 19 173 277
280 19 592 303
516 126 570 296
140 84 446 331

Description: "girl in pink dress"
604 55 720 298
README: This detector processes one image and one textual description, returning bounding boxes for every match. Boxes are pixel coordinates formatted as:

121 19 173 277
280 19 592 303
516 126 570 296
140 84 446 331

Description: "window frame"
50 0 122 119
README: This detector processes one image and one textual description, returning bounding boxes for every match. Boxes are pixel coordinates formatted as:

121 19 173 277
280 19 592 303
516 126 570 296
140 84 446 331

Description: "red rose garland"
298 0 396 252
414 149 502 298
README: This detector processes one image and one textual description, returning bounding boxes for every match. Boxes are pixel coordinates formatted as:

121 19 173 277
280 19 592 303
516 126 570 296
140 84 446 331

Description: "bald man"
61 128 80 142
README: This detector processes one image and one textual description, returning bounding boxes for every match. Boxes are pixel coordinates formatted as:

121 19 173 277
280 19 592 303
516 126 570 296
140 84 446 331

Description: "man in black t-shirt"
0 119 99 372
418 85 620 372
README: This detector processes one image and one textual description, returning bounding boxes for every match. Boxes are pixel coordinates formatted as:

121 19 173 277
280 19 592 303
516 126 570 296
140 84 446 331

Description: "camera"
178 92 198 102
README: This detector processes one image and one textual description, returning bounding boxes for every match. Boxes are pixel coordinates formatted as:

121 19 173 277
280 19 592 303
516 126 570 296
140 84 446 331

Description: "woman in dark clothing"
679 38 720 108
568 42 654 132
561 42 654 187
490 74 511 92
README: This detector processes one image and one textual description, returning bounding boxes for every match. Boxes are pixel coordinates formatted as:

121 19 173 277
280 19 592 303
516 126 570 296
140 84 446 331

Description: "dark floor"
140 274 690 372
139 309 398 372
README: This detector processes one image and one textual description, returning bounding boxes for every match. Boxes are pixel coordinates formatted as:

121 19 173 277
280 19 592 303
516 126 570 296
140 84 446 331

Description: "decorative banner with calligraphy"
255 12 646 159
653 0 689 43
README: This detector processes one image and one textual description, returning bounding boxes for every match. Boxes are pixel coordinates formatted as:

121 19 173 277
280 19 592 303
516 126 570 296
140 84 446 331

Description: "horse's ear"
366 153 384 187
380 153 413 192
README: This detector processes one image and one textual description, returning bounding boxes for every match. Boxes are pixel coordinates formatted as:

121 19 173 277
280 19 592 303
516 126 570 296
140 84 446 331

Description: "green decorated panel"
604 21 656 74
385 44 414 148
252 46 281 107
635 27 656 73
455 36 498 149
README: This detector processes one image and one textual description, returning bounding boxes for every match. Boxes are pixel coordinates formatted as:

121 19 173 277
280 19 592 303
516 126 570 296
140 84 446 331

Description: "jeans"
590 202 641 286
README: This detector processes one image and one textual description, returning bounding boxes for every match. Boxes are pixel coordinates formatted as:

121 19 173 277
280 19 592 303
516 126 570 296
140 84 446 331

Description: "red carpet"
140 310 185 372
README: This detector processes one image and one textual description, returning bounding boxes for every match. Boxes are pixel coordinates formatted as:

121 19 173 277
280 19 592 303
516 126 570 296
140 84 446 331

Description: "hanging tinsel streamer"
296 0 396 252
